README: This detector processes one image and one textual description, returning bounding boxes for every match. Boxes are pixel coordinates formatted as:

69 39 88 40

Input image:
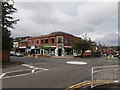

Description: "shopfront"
55 44 65 56
43 45 51 55
58 45 62 56
19 46 26 54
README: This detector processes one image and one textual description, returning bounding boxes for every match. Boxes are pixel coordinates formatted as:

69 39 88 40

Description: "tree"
1 0 19 50
72 38 92 54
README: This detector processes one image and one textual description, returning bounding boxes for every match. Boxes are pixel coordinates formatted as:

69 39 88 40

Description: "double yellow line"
65 80 91 90
65 80 118 90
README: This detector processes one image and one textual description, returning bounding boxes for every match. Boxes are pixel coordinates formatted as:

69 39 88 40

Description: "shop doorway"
58 49 62 56
41 49 44 55
36 49 40 54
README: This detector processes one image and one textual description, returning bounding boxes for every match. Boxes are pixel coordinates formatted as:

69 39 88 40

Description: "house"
12 36 30 52
18 39 28 54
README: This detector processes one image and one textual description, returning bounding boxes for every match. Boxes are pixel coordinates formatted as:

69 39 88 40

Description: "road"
2 56 118 88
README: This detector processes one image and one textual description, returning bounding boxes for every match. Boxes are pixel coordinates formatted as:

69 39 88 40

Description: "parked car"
74 53 81 58
15 52 23 57
10 51 16 56
114 54 120 59
114 54 119 57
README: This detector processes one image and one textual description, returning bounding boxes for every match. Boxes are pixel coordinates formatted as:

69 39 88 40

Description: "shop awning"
64 46 72 48
43 45 51 49
19 46 26 49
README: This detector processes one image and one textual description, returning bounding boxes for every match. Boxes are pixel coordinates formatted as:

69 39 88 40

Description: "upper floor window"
70 39 72 44
45 39 48 44
58 37 62 43
32 40 34 44
36 40 39 44
41 40 43 44
28 41 30 45
50 38 54 44
65 38 68 43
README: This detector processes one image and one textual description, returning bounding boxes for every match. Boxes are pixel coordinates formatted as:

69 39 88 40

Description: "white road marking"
1 64 49 79
0 73 6 79
3 73 31 79
22 64 49 71
22 64 35 69
38 68 49 71
4 69 31 74
31 69 35 73
114 80 119 83
34 68 39 69
66 61 87 65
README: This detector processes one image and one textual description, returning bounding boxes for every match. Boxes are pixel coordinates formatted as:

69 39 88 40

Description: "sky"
11 1 118 46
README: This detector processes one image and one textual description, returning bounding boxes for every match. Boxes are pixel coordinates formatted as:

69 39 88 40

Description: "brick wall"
19 42 27 47
1 50 10 63
27 33 80 47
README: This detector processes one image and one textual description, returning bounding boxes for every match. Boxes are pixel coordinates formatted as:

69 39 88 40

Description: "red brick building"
18 39 28 54
26 32 81 56
12 36 30 52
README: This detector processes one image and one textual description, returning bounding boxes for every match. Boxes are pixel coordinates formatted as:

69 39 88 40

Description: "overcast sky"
11 1 118 46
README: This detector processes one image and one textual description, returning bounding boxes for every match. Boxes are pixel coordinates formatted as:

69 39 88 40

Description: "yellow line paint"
65 80 118 90
65 81 91 90
67 81 90 88
74 82 91 88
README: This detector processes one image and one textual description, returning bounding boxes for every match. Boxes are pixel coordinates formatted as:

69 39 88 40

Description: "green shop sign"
43 45 51 49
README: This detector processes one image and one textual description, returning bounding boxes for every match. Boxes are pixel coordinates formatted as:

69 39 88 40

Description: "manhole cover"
66 61 87 65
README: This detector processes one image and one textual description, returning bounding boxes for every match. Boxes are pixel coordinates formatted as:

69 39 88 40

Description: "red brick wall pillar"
0 50 10 63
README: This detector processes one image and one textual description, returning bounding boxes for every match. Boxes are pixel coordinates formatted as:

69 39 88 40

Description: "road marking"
1 64 49 79
22 64 49 71
31 69 35 73
65 80 91 90
38 68 49 71
65 80 118 90
66 61 87 65
114 80 118 83
3 73 31 79
74 82 91 88
22 64 35 69
2 69 31 74
0 73 6 79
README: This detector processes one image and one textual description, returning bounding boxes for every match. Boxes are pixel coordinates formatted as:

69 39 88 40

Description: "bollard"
111 55 114 59
107 56 110 59
35 55 38 59
28 54 30 58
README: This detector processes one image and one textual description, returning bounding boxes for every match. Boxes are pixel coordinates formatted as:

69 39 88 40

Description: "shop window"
50 38 54 44
41 40 43 44
58 37 62 43
45 39 48 44
36 40 39 44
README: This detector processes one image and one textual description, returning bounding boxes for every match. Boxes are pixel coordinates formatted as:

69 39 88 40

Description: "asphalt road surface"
2 56 118 88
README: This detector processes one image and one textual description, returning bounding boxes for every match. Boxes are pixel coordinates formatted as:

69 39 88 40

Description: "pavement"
2 56 118 89
51 55 74 58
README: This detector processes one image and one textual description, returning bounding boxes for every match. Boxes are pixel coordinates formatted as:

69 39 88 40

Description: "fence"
91 65 119 88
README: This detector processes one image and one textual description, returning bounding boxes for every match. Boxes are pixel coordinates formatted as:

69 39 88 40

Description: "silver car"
15 52 23 57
